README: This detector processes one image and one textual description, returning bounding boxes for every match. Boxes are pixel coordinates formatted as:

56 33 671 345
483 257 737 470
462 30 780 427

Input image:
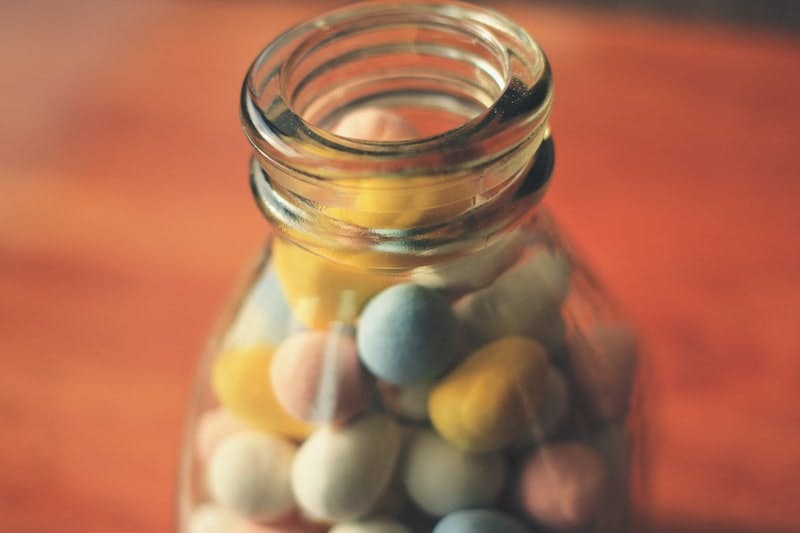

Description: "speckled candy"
432 510 530 533
212 346 313 439
207 432 297 521
329 519 411 533
291 415 402 522
357 284 460 386
518 442 609 531
403 430 506 516
428 336 549 452
271 328 372 424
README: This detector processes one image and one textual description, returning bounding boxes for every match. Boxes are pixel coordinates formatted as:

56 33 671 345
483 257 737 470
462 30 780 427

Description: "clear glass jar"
177 2 644 532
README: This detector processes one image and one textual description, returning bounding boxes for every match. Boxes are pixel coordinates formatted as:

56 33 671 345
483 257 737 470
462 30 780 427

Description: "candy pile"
186 110 637 533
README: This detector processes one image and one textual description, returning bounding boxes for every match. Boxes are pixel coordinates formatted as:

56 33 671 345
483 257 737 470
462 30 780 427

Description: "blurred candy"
432 509 529 533
212 346 313 439
207 432 296 521
271 328 372 424
533 366 570 440
357 284 460 386
454 250 570 350
189 504 239 533
292 415 402 522
331 108 419 142
196 407 247 462
329 519 411 533
568 322 638 422
411 230 524 295
272 237 392 330
429 336 549 452
224 266 296 349
377 380 434 422
518 442 609 531
403 430 506 516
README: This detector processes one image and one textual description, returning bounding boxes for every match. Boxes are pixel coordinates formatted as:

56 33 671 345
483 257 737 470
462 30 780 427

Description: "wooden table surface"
1 1 798 532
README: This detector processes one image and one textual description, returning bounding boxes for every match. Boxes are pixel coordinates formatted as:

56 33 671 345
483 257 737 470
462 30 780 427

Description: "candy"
224 266 296 349
531 366 569 442
429 336 549 452
432 510 530 533
271 328 372 424
403 430 506 516
196 407 247 462
189 504 239 533
291 415 402 522
454 250 570 350
377 380 434 422
212 346 313 439
207 432 297 521
331 108 418 142
518 442 609 531
329 519 411 533
271 237 392 330
568 322 637 422
357 284 460 386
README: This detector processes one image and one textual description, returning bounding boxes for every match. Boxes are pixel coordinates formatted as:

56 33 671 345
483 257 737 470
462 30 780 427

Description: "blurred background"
0 0 798 532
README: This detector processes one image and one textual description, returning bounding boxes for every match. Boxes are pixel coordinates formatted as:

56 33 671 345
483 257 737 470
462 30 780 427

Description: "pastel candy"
331 108 418 142
454 250 571 350
212 346 313 439
403 430 506 516
357 284 460 386
224 266 296 349
189 504 239 533
518 442 609 530
271 328 372 424
291 415 402 522
377 380 434 422
429 336 549 452
196 407 247 462
568 322 638 421
433 510 530 533
329 519 411 533
271 236 392 330
207 432 297 521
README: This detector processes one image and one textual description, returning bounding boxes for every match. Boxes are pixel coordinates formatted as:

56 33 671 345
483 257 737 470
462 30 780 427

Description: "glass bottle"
177 2 644 532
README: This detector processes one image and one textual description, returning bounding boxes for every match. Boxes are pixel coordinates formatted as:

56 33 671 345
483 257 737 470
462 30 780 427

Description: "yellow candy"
212 345 313 440
271 237 393 329
429 336 549 453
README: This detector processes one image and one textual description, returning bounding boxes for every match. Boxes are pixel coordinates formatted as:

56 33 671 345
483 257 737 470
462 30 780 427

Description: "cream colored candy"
196 407 248 462
454 249 571 350
377 380 434 422
212 345 313 439
271 328 372 424
208 432 297 521
329 519 411 533
291 415 402 522
403 430 506 516
331 108 418 142
189 504 239 533
429 336 549 452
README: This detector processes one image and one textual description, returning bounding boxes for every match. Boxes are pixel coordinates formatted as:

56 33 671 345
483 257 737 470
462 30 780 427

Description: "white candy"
292 415 402 522
403 430 506 516
188 504 239 533
454 249 571 350
330 519 411 533
378 380 434 421
331 108 418 141
411 230 524 295
207 432 296 521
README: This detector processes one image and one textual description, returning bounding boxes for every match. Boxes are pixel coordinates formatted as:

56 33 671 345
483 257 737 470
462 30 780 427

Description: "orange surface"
1 1 799 532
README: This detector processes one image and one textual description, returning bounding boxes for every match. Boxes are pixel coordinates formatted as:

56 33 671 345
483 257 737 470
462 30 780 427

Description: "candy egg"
454 250 570 350
568 322 638 422
432 510 530 533
331 108 418 142
357 284 460 386
403 430 506 516
271 328 372 424
207 432 297 521
189 504 239 533
377 380 433 422
196 407 247 462
429 336 549 452
224 266 297 349
329 519 411 533
272 236 392 330
212 346 313 439
518 442 609 531
291 415 402 522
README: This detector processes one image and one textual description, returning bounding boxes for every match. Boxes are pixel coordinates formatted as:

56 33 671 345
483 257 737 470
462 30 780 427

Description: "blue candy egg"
433 510 530 533
357 284 459 385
